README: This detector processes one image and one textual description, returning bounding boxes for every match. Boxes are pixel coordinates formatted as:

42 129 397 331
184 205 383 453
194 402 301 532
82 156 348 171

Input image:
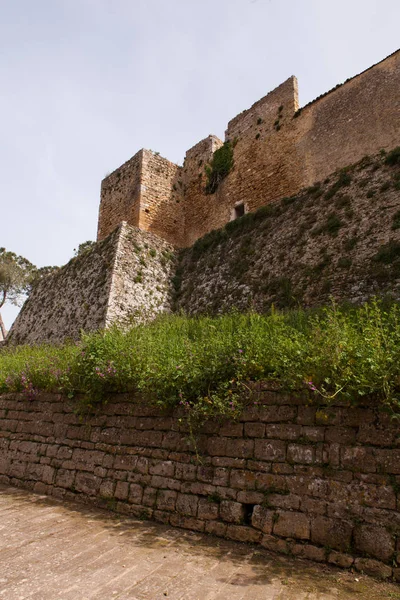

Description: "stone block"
267 493 300 510
260 534 288 554
213 467 229 487
254 440 286 462
226 525 262 544
156 489 177 512
55 468 76 489
175 463 197 481
230 469 257 490
244 423 265 438
75 472 101 496
197 466 214 483
259 405 296 423
236 491 265 505
197 498 219 520
256 473 287 493
114 481 129 500
129 483 144 505
291 543 325 562
169 514 205 532
99 480 115 499
142 486 157 507
297 406 316 425
287 444 314 464
273 511 310 540
310 516 353 552
353 524 394 562
220 500 245 524
354 558 392 579
327 551 354 568
325 427 356 444
265 425 301 440
176 493 198 517
149 460 175 477
225 439 254 458
207 437 227 456
219 422 243 437
205 521 227 537
251 505 273 533
341 446 376 473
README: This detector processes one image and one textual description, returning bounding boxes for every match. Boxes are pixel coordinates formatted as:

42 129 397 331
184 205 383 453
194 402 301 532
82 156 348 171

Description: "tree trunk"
0 311 7 341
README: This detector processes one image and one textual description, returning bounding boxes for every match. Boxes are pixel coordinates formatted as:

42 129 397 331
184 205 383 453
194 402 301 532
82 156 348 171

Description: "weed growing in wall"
205 141 234 194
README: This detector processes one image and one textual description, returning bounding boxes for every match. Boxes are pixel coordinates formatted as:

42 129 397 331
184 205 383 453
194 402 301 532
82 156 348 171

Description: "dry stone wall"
176 151 400 313
1 389 400 579
8 223 176 345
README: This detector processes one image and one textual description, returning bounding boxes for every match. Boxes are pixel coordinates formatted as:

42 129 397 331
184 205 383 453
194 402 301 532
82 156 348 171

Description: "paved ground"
0 486 399 600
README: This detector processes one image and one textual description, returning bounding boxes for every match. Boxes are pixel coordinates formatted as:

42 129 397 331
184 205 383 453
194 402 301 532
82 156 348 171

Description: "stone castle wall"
96 50 399 248
98 151 184 247
8 223 176 345
1 390 400 579
176 150 400 314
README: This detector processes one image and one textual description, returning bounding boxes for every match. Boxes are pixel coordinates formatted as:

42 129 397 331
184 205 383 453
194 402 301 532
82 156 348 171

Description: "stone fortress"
98 49 400 248
7 49 400 344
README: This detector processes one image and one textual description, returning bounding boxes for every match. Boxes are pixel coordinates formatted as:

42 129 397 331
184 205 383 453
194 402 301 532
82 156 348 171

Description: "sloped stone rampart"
7 223 176 345
1 389 400 580
176 151 400 313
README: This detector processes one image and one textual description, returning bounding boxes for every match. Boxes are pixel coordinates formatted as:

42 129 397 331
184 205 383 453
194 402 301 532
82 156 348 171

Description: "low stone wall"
1 389 400 579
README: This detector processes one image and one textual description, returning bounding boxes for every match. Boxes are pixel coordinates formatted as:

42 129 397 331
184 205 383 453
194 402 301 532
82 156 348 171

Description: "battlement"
97 49 400 248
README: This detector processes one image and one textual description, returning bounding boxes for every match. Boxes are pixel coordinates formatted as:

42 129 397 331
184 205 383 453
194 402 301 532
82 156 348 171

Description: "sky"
1 0 399 329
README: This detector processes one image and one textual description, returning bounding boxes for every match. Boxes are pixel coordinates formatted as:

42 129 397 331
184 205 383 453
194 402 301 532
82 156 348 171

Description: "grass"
2 300 400 416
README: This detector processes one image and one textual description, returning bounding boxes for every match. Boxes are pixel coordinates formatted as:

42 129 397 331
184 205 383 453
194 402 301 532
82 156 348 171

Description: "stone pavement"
0 485 399 600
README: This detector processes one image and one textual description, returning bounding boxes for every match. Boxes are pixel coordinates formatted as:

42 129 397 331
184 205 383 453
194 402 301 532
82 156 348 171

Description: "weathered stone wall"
7 231 118 345
139 150 185 247
8 223 176 345
105 222 176 327
97 151 184 247
1 389 400 579
97 50 399 248
295 49 400 188
176 151 400 313
97 152 142 242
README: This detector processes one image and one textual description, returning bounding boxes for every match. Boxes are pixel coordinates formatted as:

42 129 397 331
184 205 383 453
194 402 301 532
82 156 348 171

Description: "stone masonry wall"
1 390 400 579
97 50 399 249
97 152 142 242
139 150 185 247
182 51 399 246
8 223 176 345
7 230 119 345
176 150 400 314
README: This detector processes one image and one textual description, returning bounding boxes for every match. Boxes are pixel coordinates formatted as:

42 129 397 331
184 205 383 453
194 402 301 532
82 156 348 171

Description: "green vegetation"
385 147 400 167
205 141 234 194
2 301 400 415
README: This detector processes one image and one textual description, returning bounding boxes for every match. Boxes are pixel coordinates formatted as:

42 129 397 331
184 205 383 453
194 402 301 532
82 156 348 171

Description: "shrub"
385 147 400 167
205 141 234 194
373 240 400 264
392 211 400 230
2 301 400 414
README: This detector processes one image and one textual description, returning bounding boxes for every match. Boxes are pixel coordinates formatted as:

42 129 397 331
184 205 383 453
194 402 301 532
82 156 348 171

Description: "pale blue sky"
1 0 399 328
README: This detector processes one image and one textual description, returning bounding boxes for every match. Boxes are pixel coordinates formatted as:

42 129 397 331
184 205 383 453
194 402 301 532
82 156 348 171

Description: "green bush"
205 141 234 194
385 147 400 167
2 301 400 414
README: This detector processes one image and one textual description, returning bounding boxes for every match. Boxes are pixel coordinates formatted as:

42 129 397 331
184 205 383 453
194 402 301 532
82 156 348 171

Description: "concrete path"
0 486 399 600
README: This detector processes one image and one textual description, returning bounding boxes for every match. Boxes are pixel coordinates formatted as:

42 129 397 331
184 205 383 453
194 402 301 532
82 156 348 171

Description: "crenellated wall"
96 49 400 248
1 389 400 579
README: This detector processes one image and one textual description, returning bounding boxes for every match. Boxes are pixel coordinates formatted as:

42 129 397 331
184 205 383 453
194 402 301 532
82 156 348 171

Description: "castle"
7 49 400 345
97 50 400 248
